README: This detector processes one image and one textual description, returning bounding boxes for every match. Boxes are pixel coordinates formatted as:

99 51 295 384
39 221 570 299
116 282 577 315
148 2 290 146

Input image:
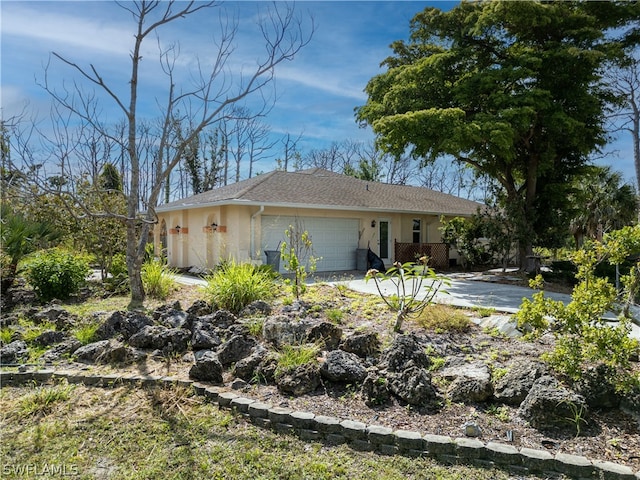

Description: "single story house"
154 168 483 273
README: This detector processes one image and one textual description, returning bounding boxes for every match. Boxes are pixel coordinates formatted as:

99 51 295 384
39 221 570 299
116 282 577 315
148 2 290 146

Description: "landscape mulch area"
3 280 640 472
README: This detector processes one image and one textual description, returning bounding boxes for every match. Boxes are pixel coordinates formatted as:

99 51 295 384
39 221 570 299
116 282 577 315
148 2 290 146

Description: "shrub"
517 238 640 392
25 249 90 301
105 253 129 294
141 258 177 300
202 260 275 314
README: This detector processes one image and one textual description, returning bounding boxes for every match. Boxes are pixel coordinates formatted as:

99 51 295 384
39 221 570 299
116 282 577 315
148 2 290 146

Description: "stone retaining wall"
1 369 638 480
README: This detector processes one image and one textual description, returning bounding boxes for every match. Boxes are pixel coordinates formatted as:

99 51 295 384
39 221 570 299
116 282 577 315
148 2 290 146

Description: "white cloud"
2 3 133 57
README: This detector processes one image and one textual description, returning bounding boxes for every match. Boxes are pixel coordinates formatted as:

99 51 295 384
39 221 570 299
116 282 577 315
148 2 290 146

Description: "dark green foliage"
356 1 640 265
26 249 90 301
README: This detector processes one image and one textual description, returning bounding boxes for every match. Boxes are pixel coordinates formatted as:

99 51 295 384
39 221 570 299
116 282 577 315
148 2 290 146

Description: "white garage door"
261 216 359 272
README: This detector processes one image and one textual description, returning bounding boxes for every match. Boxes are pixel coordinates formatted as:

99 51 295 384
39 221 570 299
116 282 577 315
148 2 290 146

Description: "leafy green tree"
356 1 640 270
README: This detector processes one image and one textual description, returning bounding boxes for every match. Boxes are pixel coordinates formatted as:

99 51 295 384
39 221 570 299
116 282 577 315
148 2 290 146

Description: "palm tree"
0 204 61 292
569 166 638 248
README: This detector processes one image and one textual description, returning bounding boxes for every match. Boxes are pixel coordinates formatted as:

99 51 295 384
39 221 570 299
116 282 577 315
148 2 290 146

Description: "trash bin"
264 250 280 272
356 248 368 271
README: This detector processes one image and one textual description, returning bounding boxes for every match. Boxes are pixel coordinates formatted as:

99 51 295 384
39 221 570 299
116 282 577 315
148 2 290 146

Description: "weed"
73 322 101 345
473 306 496 318
415 304 472 333
18 381 75 417
561 400 588 437
0 327 13 344
486 404 511 422
245 318 265 338
325 308 345 324
275 343 319 378
141 258 177 300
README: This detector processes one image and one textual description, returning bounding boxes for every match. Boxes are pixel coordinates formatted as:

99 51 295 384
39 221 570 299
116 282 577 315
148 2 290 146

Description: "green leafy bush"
105 253 129 294
202 260 275 314
141 258 177 300
517 238 640 392
25 249 90 301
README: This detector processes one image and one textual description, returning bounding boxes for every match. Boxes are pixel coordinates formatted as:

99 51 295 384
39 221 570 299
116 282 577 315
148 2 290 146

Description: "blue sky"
1 1 636 185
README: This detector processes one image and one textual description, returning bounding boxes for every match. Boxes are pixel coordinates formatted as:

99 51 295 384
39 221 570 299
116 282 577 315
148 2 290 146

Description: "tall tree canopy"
356 1 640 268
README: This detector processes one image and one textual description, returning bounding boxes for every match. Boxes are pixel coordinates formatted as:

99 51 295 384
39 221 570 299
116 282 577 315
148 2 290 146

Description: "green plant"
245 318 265 338
415 304 471 333
25 248 90 301
560 400 588 438
473 306 496 318
141 257 177 300
0 204 62 292
18 381 75 417
280 220 321 299
275 343 319 378
104 252 129 294
366 257 448 332
21 321 56 344
486 404 511 422
74 322 101 345
202 260 275 314
491 366 509 382
325 308 345 324
1 327 14 344
517 233 640 391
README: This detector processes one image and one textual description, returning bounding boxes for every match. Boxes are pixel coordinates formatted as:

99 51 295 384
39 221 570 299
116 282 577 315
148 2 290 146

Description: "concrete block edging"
1 369 638 480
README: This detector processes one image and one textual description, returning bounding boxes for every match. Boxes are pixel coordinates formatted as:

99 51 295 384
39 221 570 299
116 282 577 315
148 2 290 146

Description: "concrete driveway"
338 272 640 340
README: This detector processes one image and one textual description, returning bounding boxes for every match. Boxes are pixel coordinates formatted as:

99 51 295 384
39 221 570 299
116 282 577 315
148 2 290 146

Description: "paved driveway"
338 273 640 340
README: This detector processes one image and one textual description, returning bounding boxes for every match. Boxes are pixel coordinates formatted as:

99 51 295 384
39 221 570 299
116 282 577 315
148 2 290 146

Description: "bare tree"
16 1 313 308
277 131 303 171
605 54 640 194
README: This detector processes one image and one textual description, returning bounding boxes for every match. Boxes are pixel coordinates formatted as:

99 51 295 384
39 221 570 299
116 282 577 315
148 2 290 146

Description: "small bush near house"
25 249 90 301
104 253 129 294
202 260 275 314
141 258 177 300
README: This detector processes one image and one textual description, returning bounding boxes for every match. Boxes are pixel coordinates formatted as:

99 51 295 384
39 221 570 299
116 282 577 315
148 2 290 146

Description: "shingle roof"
156 168 483 216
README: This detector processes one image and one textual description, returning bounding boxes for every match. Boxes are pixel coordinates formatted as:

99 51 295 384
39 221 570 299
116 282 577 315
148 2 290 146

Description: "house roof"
156 168 483 216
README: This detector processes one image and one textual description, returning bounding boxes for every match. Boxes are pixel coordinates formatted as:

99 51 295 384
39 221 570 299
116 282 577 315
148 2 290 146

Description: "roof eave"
156 199 477 217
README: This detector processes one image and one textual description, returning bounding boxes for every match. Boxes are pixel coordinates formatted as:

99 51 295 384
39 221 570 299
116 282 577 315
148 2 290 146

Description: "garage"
261 216 360 272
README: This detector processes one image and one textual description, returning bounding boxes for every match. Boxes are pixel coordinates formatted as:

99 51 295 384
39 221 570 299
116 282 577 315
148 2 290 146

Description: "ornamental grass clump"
202 260 275 314
141 257 177 300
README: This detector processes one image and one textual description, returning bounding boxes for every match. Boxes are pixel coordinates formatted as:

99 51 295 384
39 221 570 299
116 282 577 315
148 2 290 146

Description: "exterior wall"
156 205 466 270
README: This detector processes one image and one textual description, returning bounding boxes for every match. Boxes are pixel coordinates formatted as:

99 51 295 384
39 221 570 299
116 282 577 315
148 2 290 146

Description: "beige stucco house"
154 168 482 272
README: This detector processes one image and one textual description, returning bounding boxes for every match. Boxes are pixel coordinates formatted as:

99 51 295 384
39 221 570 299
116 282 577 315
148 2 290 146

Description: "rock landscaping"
1 281 639 478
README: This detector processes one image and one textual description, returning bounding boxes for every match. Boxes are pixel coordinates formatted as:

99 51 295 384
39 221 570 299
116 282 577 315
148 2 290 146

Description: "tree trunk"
126 220 145 309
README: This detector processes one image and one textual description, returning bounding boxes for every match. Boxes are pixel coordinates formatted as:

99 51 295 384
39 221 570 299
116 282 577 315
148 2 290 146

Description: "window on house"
413 219 421 243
